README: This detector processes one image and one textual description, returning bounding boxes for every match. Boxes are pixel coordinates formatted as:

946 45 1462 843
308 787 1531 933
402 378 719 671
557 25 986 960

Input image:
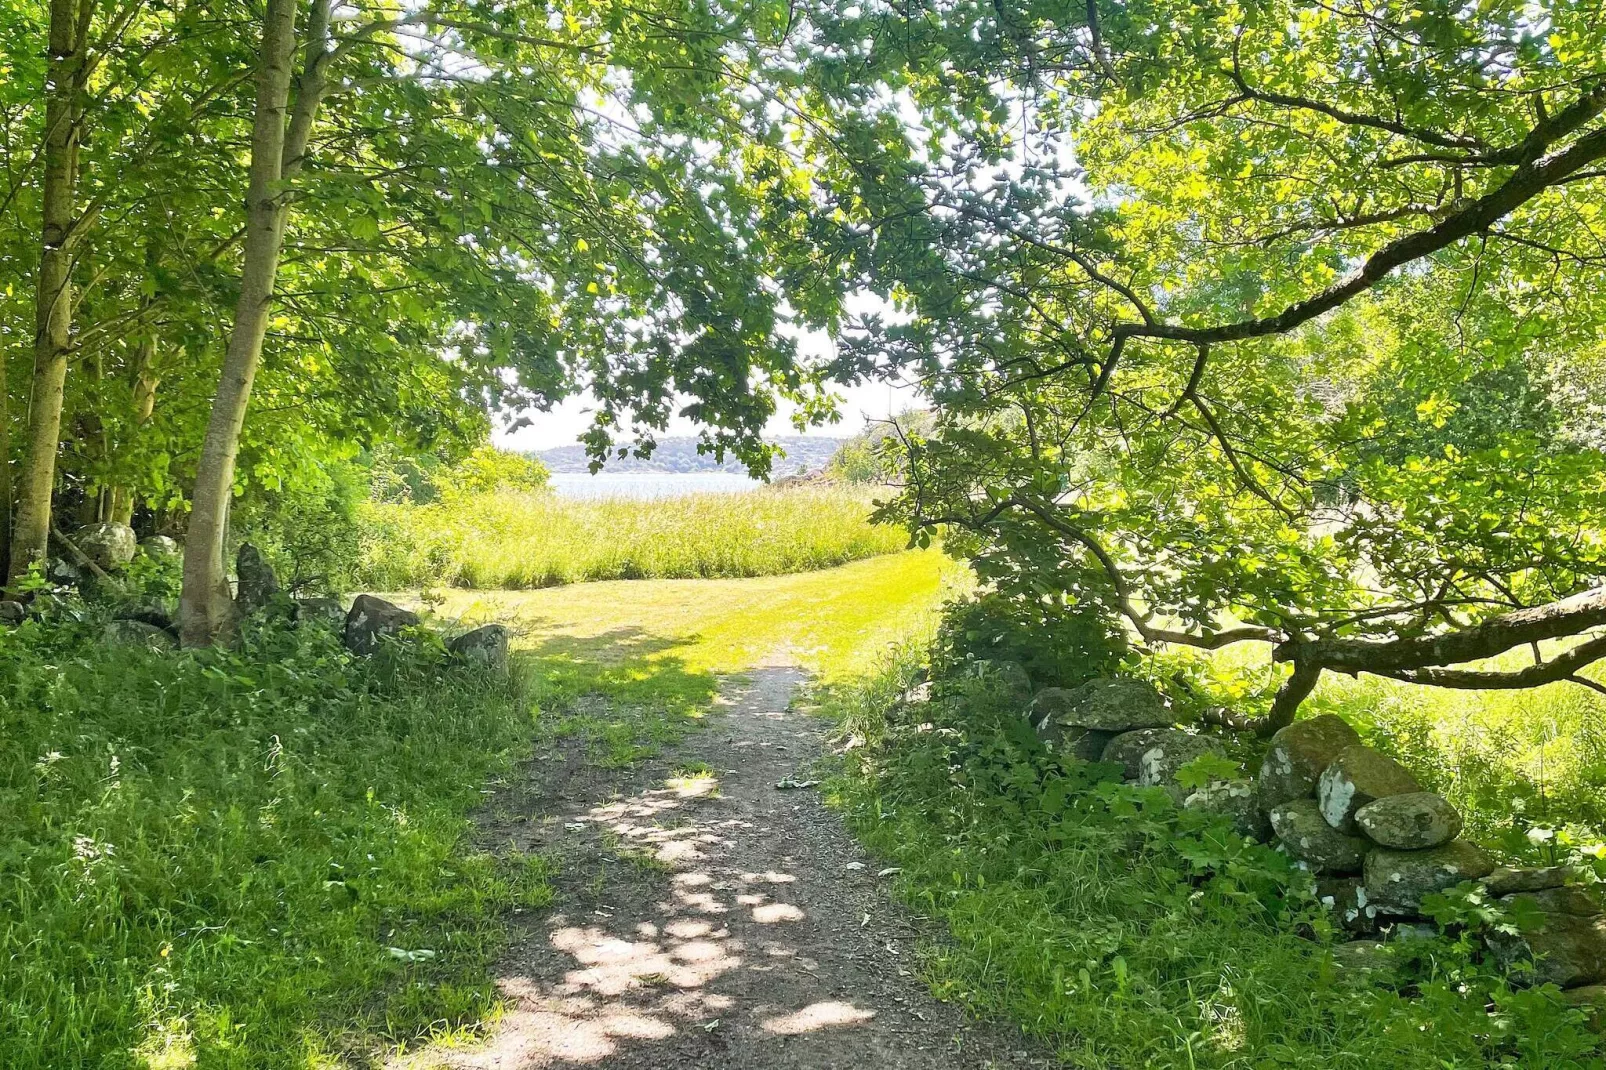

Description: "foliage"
228 457 368 593
0 609 540 1067
356 486 906 590
931 588 1127 693
433 446 550 501
802 0 1606 719
821 648 1605 1068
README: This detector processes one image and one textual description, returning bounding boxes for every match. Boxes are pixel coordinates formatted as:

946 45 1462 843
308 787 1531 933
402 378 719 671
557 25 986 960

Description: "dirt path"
399 661 1048 1070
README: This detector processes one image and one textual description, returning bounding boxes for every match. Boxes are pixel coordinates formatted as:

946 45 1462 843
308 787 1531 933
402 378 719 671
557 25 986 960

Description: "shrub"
931 588 1128 692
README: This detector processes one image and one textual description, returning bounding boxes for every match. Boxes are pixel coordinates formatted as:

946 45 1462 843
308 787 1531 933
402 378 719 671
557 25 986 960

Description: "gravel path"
398 661 1050 1070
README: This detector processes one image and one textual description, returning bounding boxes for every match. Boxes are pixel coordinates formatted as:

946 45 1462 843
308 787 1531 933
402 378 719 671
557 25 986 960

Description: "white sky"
494 374 922 452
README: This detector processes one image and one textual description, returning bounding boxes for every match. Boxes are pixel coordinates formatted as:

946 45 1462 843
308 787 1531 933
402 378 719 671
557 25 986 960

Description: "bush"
230 458 366 592
931 588 1128 693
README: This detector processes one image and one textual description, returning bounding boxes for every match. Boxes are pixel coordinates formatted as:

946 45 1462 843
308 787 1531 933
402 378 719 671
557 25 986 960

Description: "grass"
820 645 1605 1069
355 486 908 590
0 550 954 1068
0 614 545 1069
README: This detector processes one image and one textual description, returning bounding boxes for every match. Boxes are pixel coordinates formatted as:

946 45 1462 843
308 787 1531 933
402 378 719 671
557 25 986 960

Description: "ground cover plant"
823 643 1606 1068
355 486 907 590
0 607 548 1068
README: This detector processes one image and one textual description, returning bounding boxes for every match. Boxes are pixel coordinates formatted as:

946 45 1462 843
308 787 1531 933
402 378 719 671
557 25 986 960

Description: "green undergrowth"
0 610 548 1068
821 647 1604 1069
355 486 906 590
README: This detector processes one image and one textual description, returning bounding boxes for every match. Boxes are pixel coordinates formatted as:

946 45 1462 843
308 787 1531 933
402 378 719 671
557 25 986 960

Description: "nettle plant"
828 0 1606 730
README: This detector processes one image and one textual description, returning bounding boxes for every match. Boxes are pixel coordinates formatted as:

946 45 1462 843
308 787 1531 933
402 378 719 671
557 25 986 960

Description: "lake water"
547 472 762 499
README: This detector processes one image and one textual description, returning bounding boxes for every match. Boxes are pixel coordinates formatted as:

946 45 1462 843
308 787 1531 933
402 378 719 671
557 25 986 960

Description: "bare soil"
398 662 1051 1069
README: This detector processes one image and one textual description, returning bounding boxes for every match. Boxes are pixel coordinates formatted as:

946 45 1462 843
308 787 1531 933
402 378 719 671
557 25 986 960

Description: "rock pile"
1027 679 1606 995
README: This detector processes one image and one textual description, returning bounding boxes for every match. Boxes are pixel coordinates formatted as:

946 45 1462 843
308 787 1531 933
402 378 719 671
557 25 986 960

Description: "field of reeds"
354 486 907 589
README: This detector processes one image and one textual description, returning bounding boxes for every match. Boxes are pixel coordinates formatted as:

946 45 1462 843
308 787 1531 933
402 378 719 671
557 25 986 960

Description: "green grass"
0 615 553 1068
820 646 1605 1069
355 486 908 590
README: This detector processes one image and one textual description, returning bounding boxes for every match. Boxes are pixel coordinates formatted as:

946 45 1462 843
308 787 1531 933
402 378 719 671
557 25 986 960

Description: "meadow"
354 486 907 590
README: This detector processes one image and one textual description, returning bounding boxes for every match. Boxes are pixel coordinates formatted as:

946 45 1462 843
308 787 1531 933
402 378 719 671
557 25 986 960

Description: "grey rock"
1271 797 1369 873
1030 677 1180 734
1138 732 1227 798
1562 984 1606 1028
0 600 24 625
1184 779 1273 840
1499 885 1605 918
293 597 346 626
235 543 280 612
449 623 511 672
983 659 1033 700
1364 840 1496 912
1355 791 1463 849
1484 865 1581 897
139 535 180 559
102 618 175 651
343 594 420 655
1387 922 1441 943
1317 745 1422 834
49 558 81 585
1486 913 1606 988
1034 717 1117 762
1316 877 1381 935
1103 728 1188 780
1258 714 1363 810
1330 939 1396 981
74 521 137 571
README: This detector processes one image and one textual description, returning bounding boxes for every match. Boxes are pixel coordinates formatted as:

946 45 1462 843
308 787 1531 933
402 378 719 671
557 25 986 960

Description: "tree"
819 0 1606 730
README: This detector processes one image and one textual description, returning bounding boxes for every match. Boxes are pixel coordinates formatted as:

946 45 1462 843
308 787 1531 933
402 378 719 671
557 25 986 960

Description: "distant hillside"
537 435 845 476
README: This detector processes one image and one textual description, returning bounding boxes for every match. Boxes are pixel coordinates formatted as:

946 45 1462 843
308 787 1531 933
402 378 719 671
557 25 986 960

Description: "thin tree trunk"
179 0 331 644
107 315 161 527
10 0 89 583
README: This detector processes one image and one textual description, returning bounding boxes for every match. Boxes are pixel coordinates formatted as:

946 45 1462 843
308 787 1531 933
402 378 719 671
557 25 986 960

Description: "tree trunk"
107 323 161 526
10 0 89 583
179 0 330 644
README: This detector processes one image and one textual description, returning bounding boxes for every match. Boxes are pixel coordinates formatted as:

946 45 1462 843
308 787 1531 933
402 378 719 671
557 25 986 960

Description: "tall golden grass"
355 486 907 589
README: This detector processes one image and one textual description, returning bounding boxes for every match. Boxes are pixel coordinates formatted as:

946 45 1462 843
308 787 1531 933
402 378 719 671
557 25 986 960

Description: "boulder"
1316 877 1381 935
235 543 281 613
0 600 24 625
449 623 511 672
1103 727 1188 780
1257 714 1362 810
343 594 420 655
293 597 346 626
1484 866 1581 897
74 521 137 571
1500 885 1605 918
1330 939 1397 982
1030 677 1179 734
1034 719 1117 762
1271 797 1369 873
1354 791 1463 849
1137 732 1227 798
1486 913 1606 989
1185 780 1273 840
1562 984 1606 1029
1364 840 1496 912
102 619 175 651
1317 745 1422 834
139 535 180 559
983 659 1033 700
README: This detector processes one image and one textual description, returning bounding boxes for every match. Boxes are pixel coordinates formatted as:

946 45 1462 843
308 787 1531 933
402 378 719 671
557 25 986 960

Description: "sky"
493 374 923 453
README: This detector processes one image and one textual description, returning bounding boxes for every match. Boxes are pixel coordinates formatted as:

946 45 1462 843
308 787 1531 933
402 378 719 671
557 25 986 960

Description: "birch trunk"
179 0 332 644
10 0 89 583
